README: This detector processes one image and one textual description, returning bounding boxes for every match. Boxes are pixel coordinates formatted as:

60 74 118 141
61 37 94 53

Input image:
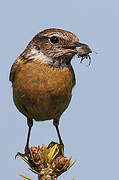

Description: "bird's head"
23 28 91 68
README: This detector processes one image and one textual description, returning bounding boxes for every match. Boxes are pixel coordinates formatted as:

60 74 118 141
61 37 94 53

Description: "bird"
9 28 91 156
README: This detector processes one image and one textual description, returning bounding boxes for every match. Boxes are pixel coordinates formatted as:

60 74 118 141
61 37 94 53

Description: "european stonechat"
9 28 92 156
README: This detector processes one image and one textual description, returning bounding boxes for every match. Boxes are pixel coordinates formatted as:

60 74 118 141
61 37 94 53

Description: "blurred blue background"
0 0 119 179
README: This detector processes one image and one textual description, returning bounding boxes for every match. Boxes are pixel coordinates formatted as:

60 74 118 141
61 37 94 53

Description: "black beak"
75 42 88 47
62 42 92 55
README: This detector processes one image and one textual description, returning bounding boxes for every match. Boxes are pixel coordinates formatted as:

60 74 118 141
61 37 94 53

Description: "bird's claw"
58 143 64 156
48 141 64 157
15 146 30 159
15 152 26 159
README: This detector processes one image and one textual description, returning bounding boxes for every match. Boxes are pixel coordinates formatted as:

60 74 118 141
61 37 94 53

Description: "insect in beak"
76 42 92 65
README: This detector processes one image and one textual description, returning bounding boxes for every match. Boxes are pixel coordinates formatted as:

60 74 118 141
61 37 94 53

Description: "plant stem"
38 174 57 180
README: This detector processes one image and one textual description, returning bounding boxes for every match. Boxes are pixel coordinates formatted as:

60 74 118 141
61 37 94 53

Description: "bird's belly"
22 91 71 121
13 61 75 121
13 83 72 121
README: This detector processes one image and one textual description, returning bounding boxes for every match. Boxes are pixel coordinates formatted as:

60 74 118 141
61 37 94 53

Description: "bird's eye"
50 36 59 44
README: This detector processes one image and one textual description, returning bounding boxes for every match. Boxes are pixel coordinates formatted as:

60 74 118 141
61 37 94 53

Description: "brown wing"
69 65 76 87
9 58 20 83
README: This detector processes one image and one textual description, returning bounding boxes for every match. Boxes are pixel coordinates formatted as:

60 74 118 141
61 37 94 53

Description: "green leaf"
19 174 33 180
48 144 58 162
29 168 41 175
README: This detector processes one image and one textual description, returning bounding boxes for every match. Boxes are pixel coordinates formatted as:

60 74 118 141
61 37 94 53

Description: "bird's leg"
25 118 33 156
53 118 63 145
15 118 33 159
55 125 63 145
53 118 64 155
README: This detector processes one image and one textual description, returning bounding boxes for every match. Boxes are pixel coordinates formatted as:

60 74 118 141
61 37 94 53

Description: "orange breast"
13 60 75 121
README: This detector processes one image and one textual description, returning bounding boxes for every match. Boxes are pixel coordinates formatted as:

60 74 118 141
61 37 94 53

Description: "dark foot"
15 152 26 159
58 143 64 156
48 141 64 157
15 147 36 169
15 146 30 159
48 141 57 148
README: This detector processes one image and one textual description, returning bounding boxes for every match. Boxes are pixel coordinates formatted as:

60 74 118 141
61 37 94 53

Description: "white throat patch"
25 47 69 70
27 48 52 64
